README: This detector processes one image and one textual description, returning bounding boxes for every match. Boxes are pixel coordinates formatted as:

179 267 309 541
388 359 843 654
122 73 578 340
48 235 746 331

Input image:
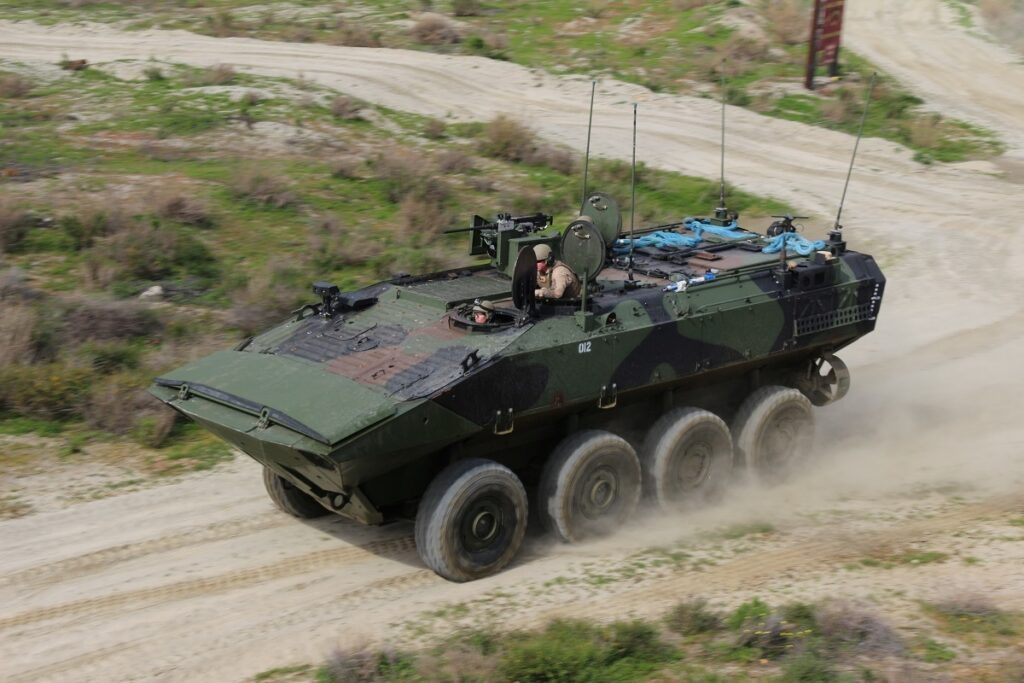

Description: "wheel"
262 467 330 519
415 458 528 582
641 408 733 510
732 386 815 483
539 430 642 543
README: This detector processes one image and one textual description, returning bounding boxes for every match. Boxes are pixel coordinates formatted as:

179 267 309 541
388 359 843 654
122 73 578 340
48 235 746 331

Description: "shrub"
779 649 838 683
815 602 903 655
436 149 473 174
60 205 138 251
144 65 165 82
451 0 482 16
760 0 810 45
0 303 38 365
229 167 296 208
478 115 577 172
499 619 674 682
307 214 384 270
322 646 415 683
0 268 40 302
156 191 213 227
226 262 307 336
0 363 95 419
330 95 363 120
188 63 236 87
0 198 31 253
423 117 447 139
131 407 178 448
81 372 154 434
372 147 449 202
330 156 364 179
410 13 462 45
327 22 382 48
398 195 451 238
479 114 536 162
63 297 162 342
666 598 723 636
0 73 33 98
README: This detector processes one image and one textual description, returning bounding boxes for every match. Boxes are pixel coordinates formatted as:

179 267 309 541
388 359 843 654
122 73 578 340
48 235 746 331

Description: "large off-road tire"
641 407 733 510
539 430 642 543
262 467 330 519
415 459 528 582
732 386 815 483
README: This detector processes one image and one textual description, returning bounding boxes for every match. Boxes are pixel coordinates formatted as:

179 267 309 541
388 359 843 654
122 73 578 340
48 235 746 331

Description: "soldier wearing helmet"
533 244 581 300
472 299 495 324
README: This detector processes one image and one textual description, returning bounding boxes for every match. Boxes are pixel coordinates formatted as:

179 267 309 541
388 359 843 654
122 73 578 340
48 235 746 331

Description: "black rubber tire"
641 407 733 510
262 467 330 519
539 430 642 543
415 458 528 582
732 386 815 483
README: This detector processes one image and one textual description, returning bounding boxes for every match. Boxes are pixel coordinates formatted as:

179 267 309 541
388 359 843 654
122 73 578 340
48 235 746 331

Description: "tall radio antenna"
628 102 638 278
580 80 596 213
718 73 727 214
834 73 876 232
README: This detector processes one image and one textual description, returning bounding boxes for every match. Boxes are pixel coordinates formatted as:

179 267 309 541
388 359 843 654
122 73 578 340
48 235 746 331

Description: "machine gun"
445 212 555 276
443 212 552 236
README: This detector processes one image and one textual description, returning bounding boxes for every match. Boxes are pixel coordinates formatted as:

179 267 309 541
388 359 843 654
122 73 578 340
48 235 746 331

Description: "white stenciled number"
578 341 592 354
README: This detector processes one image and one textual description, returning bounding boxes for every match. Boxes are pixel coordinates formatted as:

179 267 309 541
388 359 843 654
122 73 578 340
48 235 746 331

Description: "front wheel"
539 430 642 543
415 459 528 582
732 386 815 483
262 467 330 519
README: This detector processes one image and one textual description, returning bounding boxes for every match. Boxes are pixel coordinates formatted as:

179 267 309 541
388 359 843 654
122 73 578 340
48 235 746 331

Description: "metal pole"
834 73 876 231
805 0 823 90
628 102 637 276
580 80 596 214
719 72 726 211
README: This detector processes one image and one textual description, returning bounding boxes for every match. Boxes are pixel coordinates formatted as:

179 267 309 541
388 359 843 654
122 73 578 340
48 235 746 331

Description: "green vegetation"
290 597 920 682
0 0 1004 163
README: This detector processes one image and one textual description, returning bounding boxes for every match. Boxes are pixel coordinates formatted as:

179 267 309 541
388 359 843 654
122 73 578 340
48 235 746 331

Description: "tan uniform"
535 260 581 299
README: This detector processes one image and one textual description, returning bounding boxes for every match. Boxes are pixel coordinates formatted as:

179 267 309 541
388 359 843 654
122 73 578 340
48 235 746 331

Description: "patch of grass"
151 424 234 474
919 637 956 663
253 664 314 681
896 550 949 566
0 416 65 437
925 597 1024 640
715 522 776 540
0 494 32 519
666 598 723 636
499 619 676 683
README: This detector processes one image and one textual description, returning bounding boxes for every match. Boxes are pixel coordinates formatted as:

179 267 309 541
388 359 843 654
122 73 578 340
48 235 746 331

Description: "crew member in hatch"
533 244 581 300
472 300 495 324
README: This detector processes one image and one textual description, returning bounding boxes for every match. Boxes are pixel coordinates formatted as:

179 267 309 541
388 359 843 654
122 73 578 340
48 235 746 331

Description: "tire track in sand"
0 511 292 588
0 533 418 630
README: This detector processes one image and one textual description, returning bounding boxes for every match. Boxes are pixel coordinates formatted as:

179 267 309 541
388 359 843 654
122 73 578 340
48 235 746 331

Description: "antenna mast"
834 73 876 232
718 73 727 214
580 80 596 213
628 102 638 278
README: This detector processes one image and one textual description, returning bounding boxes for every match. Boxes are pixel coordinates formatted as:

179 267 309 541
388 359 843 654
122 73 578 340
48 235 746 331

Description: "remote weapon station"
151 83 885 581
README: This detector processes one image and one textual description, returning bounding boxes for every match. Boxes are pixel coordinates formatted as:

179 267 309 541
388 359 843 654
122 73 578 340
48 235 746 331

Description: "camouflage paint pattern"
151 227 884 523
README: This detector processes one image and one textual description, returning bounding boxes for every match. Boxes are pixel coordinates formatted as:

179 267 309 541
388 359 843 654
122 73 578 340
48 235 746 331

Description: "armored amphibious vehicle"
151 193 884 581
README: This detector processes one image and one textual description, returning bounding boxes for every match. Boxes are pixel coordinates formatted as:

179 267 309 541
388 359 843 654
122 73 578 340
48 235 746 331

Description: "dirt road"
2 2 1024 681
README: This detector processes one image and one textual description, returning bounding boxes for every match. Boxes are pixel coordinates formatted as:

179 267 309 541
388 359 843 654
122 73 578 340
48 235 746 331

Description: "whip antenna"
628 102 638 278
834 73 876 232
580 80 596 213
718 72 727 213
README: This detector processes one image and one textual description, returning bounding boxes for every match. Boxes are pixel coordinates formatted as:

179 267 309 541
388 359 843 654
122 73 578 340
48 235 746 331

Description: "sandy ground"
1 1 1023 681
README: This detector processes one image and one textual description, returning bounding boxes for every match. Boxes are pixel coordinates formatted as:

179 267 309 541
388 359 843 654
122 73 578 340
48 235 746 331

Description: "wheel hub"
581 466 618 518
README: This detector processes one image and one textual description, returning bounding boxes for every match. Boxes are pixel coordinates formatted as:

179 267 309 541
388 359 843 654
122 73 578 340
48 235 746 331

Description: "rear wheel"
733 386 815 483
539 430 642 543
415 459 528 582
642 408 733 510
262 467 330 519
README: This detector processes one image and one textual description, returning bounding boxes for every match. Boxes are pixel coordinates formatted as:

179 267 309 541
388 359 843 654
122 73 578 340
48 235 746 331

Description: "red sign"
816 0 845 65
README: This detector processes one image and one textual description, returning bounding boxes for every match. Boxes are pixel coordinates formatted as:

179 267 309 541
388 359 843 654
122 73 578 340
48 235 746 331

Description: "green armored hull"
151 203 884 581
